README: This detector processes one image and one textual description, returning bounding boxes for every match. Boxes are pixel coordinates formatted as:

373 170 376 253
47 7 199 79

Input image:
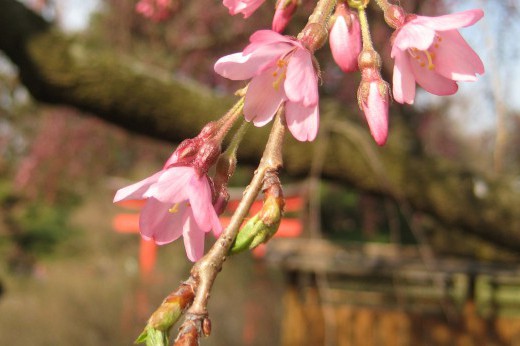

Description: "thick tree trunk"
0 0 519 254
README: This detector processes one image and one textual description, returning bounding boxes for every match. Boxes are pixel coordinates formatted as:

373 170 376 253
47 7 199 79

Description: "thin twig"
174 110 286 345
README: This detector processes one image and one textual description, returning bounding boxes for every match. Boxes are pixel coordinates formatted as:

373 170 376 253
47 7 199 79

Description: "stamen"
424 50 435 70
169 203 180 213
272 59 288 90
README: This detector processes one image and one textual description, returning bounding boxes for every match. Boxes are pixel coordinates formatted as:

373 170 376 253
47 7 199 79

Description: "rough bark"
0 0 519 254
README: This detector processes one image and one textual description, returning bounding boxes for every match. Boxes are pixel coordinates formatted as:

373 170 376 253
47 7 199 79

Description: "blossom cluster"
121 0 485 262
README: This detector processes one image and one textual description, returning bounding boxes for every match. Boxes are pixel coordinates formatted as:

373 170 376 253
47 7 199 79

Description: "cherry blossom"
223 0 266 18
214 30 319 141
113 165 222 262
391 9 485 104
272 0 298 33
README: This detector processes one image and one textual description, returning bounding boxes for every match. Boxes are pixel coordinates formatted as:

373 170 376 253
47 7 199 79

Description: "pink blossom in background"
113 165 222 262
360 81 390 146
272 0 298 33
214 30 319 141
329 3 361 73
391 9 485 104
223 0 266 18
136 0 173 22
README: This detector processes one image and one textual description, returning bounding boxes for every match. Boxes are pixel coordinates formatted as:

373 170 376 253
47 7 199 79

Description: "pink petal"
285 101 319 141
151 166 195 202
285 48 318 107
410 57 458 96
413 9 484 31
243 67 285 126
393 23 435 51
247 30 293 47
139 197 184 245
362 82 389 146
187 175 216 233
392 50 416 104
215 43 292 80
432 30 484 81
113 170 163 202
329 13 361 73
182 211 205 261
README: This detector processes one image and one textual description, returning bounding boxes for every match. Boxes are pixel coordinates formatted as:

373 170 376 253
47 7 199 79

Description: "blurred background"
0 0 519 345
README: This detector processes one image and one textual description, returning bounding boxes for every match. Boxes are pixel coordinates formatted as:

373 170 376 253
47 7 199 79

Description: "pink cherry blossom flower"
214 30 319 141
223 0 266 18
272 0 298 33
136 0 174 22
391 9 485 104
113 165 222 262
329 3 361 73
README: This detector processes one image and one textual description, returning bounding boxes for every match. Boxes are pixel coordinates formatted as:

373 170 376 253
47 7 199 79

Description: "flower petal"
410 57 458 96
151 166 195 202
413 9 484 31
187 175 216 233
285 48 318 107
393 23 435 51
432 30 484 81
183 211 205 261
215 41 293 80
244 67 285 126
139 197 184 245
285 101 319 141
113 170 163 202
392 50 416 104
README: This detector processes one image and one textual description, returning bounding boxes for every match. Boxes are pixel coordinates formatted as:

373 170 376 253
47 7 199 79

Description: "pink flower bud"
329 3 361 73
357 50 390 146
272 0 298 33
358 79 390 146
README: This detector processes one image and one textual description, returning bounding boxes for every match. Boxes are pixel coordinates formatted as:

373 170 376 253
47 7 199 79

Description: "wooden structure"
266 239 520 346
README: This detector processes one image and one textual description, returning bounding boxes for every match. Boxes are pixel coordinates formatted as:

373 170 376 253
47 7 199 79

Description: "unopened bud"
136 284 195 345
202 318 212 336
329 3 361 73
384 5 405 28
230 173 284 254
272 0 298 33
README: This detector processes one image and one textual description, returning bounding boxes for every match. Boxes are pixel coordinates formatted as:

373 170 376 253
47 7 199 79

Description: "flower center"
272 59 288 91
168 203 180 213
408 36 442 71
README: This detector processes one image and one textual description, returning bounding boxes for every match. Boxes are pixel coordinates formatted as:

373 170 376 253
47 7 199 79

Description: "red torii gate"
112 192 304 277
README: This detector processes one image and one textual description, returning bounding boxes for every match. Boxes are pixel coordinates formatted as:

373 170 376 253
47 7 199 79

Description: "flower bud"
357 77 390 146
384 5 406 28
329 3 361 73
230 172 284 254
272 0 298 33
357 49 390 146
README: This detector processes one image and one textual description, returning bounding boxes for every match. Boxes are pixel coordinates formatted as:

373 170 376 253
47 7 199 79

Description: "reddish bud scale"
384 5 406 28
298 23 328 52
174 323 199 346
149 284 196 331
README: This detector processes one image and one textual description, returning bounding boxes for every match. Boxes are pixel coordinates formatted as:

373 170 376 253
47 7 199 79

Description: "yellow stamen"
169 203 180 213
272 59 288 91
424 50 435 70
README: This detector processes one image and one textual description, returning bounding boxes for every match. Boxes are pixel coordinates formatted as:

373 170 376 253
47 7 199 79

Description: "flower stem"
373 0 389 11
214 96 244 142
174 109 286 345
357 4 374 50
